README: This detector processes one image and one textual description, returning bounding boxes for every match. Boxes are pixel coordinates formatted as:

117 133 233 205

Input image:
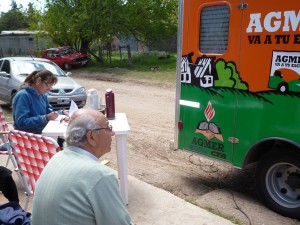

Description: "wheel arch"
11 89 17 96
242 137 300 170
9 89 18 108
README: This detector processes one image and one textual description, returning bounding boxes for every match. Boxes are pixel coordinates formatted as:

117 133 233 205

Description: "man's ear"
86 130 97 147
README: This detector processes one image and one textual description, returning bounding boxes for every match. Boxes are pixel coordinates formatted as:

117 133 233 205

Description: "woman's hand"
47 112 59 120
63 110 69 116
60 116 70 124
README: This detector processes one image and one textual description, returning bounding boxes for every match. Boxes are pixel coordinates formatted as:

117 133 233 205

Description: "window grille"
199 5 230 54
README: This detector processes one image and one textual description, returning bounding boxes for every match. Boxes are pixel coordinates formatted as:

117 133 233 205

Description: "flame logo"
204 101 215 122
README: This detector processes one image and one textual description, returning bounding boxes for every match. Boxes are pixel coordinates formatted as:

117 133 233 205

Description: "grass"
76 51 177 84
204 206 243 225
184 197 198 206
184 197 242 224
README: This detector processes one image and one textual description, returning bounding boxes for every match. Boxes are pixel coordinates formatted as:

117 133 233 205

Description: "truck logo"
180 54 248 91
195 101 223 142
268 51 300 93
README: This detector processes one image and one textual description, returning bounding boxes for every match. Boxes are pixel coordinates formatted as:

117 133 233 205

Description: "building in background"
0 31 50 57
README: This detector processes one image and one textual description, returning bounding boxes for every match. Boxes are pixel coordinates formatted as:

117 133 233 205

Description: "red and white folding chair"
8 130 61 210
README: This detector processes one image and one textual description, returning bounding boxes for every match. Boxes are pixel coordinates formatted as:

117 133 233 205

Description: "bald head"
64 108 113 158
69 108 107 125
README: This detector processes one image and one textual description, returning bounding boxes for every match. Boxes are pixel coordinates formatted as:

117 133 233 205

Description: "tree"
39 0 124 62
215 59 248 90
0 0 28 32
120 0 178 49
37 0 178 63
26 3 42 28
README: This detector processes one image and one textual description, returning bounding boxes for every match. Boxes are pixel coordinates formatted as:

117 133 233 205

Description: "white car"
0 57 87 109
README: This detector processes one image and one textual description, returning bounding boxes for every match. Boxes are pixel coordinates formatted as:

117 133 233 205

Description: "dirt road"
60 72 300 224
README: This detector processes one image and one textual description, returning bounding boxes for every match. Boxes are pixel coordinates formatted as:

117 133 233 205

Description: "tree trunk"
89 51 103 63
80 40 90 53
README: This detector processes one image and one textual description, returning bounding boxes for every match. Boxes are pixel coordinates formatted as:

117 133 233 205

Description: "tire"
277 82 288 93
255 149 300 220
63 63 71 70
9 92 17 110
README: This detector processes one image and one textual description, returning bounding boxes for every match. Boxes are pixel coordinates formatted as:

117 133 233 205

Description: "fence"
0 48 38 58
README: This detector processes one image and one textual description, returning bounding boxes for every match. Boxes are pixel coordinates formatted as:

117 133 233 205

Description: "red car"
41 46 91 70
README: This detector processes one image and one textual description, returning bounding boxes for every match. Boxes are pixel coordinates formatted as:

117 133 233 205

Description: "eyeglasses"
43 81 53 88
91 125 113 132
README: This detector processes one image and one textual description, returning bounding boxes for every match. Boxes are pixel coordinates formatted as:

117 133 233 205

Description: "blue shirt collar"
27 86 41 96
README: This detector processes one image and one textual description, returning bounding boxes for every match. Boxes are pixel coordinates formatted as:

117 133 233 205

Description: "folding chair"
0 105 14 167
8 130 61 210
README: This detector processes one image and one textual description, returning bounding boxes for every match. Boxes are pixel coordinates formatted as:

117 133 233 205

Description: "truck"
174 0 300 219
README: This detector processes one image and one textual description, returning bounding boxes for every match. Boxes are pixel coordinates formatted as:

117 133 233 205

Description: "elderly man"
31 108 133 225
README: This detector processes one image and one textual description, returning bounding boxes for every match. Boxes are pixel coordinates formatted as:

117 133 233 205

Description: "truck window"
199 5 229 54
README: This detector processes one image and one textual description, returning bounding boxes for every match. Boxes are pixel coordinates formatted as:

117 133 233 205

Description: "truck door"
176 0 244 163
232 1 300 167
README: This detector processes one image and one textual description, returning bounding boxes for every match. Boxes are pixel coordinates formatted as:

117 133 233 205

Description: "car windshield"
60 47 77 55
11 60 66 77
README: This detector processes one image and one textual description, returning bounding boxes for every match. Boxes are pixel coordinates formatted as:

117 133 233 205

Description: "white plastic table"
42 112 130 204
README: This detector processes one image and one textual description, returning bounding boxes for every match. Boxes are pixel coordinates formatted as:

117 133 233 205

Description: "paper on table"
54 115 65 121
69 100 78 117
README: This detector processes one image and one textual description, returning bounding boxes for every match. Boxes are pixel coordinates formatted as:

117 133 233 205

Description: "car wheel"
277 82 288 93
255 149 300 220
9 92 17 110
63 63 72 70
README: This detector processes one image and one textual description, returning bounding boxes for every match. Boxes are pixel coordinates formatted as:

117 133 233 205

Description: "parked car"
0 57 87 109
41 46 91 70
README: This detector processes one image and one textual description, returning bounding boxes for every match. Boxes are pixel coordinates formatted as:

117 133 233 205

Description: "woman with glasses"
13 70 68 135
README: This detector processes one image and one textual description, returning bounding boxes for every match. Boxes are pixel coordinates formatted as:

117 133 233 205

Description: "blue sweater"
13 87 61 134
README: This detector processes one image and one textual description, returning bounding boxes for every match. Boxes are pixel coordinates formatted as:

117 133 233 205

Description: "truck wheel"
255 150 300 219
277 82 288 93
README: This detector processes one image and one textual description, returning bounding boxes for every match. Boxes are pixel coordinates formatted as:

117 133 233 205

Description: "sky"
0 0 45 13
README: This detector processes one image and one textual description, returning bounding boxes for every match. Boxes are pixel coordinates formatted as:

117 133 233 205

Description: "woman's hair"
64 114 99 147
19 70 58 89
